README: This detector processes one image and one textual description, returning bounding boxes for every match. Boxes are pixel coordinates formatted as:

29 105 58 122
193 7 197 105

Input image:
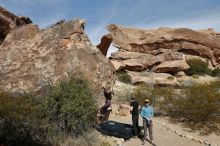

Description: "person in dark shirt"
100 87 112 122
130 96 140 137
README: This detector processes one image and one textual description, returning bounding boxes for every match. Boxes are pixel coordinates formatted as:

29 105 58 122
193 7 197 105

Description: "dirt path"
109 114 218 146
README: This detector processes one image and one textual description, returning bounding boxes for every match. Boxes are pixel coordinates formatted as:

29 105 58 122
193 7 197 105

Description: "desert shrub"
159 81 220 131
212 68 220 77
153 87 175 109
44 75 97 140
0 92 46 146
192 75 199 79
132 85 154 105
0 76 98 145
117 73 131 84
99 141 112 146
59 131 103 146
186 58 211 75
114 87 132 104
183 82 220 122
167 76 174 80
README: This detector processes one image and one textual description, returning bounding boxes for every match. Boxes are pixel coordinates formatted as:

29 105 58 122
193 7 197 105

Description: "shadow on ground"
96 120 157 145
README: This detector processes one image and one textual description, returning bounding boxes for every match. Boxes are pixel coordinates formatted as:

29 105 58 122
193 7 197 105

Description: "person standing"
130 96 140 138
100 86 112 122
141 98 154 144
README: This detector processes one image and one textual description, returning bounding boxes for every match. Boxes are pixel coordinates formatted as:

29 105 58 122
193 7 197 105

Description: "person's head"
130 96 135 101
144 98 150 106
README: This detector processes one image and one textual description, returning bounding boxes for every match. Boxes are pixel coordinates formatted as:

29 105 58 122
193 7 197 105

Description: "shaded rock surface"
0 19 115 98
97 34 112 56
0 6 32 44
107 25 220 73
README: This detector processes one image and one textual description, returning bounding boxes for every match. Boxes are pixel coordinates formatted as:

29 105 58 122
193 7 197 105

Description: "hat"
144 99 150 103
130 96 135 100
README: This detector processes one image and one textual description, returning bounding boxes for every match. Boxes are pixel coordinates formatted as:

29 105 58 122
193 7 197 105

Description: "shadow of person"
96 120 144 140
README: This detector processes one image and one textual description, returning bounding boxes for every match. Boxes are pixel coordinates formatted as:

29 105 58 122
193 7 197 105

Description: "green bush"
0 76 98 145
100 141 112 146
44 75 97 139
159 81 220 132
117 73 132 84
192 75 199 79
167 76 174 80
114 87 132 104
132 85 154 106
0 92 46 146
212 68 220 77
186 58 211 75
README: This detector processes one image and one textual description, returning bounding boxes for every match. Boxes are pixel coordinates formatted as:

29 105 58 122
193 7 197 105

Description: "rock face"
155 60 190 73
106 25 220 73
97 34 112 56
0 6 32 44
110 51 161 71
0 19 115 98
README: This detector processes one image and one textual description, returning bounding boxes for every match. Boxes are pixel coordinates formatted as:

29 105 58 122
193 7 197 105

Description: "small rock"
118 104 130 116
185 135 193 140
176 71 186 77
203 140 210 145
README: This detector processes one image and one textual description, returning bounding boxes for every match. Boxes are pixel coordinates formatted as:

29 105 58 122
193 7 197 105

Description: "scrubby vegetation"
44 76 97 140
114 87 132 104
186 58 211 76
0 76 99 146
129 81 220 133
117 72 132 84
167 76 174 80
212 68 220 77
0 92 45 146
161 82 220 133
132 85 154 105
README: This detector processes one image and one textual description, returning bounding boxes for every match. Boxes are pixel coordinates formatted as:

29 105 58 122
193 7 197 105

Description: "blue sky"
1 0 220 56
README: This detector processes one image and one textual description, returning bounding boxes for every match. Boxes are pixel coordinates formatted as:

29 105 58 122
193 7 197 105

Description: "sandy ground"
109 114 220 146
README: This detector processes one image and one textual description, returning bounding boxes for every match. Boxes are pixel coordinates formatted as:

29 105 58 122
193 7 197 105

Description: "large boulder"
110 51 161 71
0 19 115 98
107 25 220 68
155 60 190 73
96 34 112 56
0 6 32 44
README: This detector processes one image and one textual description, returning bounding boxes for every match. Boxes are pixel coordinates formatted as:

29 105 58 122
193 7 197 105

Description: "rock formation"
103 25 220 74
97 34 113 56
0 18 115 98
0 6 32 44
154 60 190 73
94 24 220 86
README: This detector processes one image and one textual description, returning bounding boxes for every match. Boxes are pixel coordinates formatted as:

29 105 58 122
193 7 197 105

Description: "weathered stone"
107 25 220 67
127 72 156 86
97 34 113 56
155 60 190 73
176 71 186 77
158 51 184 62
110 51 155 60
0 6 32 44
127 71 174 86
110 51 161 71
0 19 115 99
118 104 130 116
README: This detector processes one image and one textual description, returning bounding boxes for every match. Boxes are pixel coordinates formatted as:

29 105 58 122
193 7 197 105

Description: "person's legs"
149 120 153 141
103 110 110 121
136 116 140 134
143 119 148 140
132 116 139 136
